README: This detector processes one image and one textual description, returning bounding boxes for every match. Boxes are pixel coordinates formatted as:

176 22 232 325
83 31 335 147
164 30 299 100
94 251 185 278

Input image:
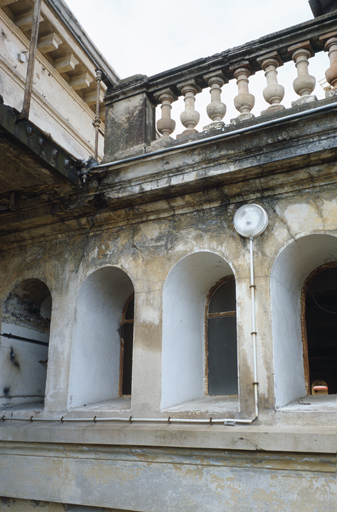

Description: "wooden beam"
19 0 42 120
54 53 79 73
38 32 62 54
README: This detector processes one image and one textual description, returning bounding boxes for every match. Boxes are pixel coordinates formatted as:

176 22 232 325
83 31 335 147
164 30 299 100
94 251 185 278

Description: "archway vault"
271 234 337 407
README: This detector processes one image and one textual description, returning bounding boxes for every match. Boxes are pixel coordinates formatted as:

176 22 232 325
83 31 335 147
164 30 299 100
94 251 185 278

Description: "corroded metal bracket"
0 100 81 186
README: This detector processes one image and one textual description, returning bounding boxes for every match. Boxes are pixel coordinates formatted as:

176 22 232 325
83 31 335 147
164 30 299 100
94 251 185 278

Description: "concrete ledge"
0 421 336 453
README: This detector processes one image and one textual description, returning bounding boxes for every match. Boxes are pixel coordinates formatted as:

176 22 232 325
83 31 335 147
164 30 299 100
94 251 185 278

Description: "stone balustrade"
104 10 337 160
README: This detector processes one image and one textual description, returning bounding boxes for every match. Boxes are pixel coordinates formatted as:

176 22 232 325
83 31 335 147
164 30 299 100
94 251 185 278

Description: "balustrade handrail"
103 11 337 160
149 12 337 93
108 11 337 99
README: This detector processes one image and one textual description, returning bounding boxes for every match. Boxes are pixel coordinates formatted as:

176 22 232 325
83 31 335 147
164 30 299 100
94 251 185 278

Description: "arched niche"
68 266 134 408
0 279 52 408
162 251 235 409
271 234 337 407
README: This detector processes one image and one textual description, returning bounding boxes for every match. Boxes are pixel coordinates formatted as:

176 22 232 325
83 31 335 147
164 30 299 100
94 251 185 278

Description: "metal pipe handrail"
0 414 244 425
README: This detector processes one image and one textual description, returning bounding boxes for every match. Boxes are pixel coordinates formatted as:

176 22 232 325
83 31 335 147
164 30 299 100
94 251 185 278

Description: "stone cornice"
1 102 337 248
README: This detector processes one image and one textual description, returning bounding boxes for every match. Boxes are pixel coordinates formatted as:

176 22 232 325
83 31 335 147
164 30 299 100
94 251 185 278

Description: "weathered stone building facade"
0 1 336 511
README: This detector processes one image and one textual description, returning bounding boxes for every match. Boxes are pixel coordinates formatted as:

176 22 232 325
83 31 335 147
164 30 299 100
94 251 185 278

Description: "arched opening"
302 264 337 395
68 266 134 409
162 251 235 409
271 234 337 407
0 279 52 408
206 276 237 396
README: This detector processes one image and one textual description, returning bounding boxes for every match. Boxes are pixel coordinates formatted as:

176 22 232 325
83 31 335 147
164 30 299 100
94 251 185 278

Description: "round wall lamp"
233 204 268 238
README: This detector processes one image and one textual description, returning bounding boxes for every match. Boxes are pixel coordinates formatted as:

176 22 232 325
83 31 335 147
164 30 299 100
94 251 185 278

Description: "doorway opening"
303 264 337 395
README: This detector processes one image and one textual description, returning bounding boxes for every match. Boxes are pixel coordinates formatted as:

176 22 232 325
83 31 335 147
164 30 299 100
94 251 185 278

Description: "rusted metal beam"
1 332 48 346
94 69 102 161
1 101 81 186
19 0 42 120
0 394 44 399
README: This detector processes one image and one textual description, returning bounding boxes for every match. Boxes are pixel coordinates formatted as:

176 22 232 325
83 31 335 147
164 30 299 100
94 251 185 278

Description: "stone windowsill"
278 394 337 412
163 395 239 416
68 397 132 414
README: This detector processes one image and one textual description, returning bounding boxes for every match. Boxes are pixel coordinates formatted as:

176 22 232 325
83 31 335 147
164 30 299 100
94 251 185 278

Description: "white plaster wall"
0 277 52 408
162 251 233 409
271 234 337 407
0 322 49 407
68 267 133 408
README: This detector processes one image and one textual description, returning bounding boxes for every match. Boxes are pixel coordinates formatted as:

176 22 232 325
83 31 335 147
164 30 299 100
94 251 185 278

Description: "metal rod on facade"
0 395 44 399
94 69 102 161
19 0 42 119
1 415 251 425
1 333 48 346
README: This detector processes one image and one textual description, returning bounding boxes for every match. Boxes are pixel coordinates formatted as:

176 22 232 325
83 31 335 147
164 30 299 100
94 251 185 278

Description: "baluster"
257 52 285 114
154 88 177 138
203 71 227 127
177 80 201 135
320 33 337 97
230 62 255 122
288 42 317 106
